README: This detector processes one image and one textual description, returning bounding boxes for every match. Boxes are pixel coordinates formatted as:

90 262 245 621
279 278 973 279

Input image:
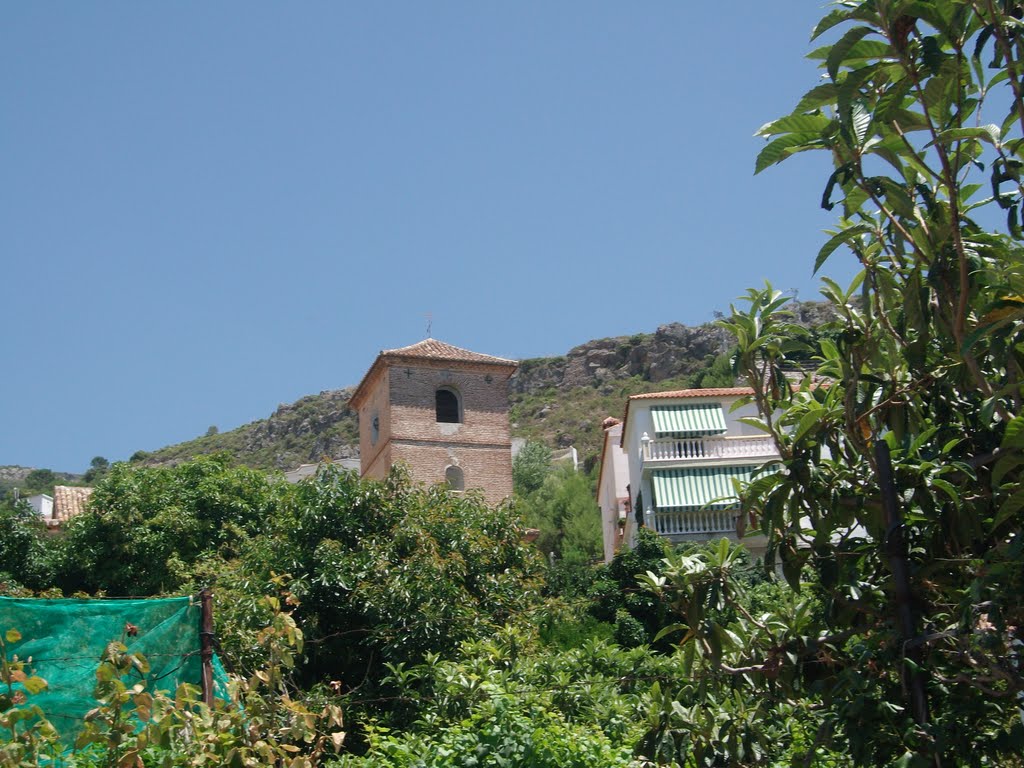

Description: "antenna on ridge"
425 312 433 339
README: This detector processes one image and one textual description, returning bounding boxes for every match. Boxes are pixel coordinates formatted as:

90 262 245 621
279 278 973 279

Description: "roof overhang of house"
619 387 755 449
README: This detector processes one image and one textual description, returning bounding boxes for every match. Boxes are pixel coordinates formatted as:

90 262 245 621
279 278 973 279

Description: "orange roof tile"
627 387 755 400
380 339 517 366
52 485 93 522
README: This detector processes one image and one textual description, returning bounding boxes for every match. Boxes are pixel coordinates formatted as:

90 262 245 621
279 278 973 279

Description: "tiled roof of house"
627 387 755 400
52 485 93 522
350 339 517 409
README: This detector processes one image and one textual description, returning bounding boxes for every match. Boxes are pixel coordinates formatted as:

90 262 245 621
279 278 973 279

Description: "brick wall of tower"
357 367 393 479
387 362 513 503
387 364 512 446
354 352 516 504
389 442 513 506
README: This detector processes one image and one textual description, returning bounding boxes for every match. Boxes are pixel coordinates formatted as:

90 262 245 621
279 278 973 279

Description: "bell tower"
348 339 518 505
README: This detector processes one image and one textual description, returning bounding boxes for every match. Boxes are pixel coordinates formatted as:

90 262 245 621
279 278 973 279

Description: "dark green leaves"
816 223 874 273
754 133 825 174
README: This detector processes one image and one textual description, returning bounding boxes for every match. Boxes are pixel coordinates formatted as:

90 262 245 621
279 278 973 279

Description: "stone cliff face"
510 322 731 395
241 389 359 463
145 388 360 471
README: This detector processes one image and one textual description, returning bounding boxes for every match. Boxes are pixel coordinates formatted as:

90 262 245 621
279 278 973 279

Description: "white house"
596 417 630 563
25 493 54 522
598 387 781 560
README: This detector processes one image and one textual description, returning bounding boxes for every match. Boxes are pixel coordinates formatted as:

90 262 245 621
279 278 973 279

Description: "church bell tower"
348 339 518 505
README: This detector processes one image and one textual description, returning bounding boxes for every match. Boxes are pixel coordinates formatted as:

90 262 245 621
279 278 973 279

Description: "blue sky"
2 3 855 472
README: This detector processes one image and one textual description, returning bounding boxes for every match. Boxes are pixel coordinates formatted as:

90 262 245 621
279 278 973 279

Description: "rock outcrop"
510 321 731 395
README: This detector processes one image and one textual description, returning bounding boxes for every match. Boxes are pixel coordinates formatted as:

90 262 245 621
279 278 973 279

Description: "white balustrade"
642 436 777 463
647 508 735 536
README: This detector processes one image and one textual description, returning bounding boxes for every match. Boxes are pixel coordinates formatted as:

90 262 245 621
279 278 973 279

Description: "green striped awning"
651 466 758 511
651 403 727 437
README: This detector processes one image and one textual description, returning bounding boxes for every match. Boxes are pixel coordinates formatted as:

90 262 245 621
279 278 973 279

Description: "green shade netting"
0 595 230 743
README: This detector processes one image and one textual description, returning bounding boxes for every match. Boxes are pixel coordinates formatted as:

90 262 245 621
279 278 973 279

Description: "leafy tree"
22 469 56 494
57 454 277 595
639 540 843 767
588 528 671 647
0 498 53 590
83 455 110 483
516 465 603 601
512 440 552 495
688 351 737 389
231 465 542 693
712 1 1024 763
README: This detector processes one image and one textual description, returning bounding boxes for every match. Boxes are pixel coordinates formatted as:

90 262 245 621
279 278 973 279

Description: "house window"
435 387 461 423
445 465 465 491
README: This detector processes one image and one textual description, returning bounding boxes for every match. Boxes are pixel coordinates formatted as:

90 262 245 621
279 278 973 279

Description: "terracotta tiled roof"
350 338 517 409
52 485 93 522
627 387 755 400
380 339 517 366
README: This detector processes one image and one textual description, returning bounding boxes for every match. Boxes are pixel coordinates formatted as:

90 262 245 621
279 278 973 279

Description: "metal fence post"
200 587 214 707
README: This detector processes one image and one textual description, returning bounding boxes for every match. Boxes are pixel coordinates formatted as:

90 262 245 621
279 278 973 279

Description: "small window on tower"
436 387 461 423
445 465 465 491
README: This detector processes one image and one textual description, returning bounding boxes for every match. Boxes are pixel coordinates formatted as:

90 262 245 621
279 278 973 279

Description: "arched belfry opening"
435 387 461 423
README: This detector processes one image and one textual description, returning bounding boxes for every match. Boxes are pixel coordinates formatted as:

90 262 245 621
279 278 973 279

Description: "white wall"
622 394 759 517
25 494 53 520
597 422 628 562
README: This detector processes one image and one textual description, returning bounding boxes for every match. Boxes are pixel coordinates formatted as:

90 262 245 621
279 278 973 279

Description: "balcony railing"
647 508 735 537
642 435 777 463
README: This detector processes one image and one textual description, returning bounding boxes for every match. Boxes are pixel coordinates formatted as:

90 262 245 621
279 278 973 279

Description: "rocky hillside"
0 466 82 499
138 389 360 472
140 302 832 473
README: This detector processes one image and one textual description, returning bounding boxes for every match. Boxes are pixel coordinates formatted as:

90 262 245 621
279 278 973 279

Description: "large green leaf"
875 78 914 121
900 1 955 37
754 133 823 174
756 113 834 138
795 83 840 112
812 7 855 41
815 223 873 273
931 125 1001 148
827 26 875 80
1001 412 1024 450
992 452 1024 487
850 99 872 146
991 488 1024 531
793 408 825 444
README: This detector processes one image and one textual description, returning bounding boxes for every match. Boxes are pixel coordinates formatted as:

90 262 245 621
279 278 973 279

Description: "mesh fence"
0 595 229 743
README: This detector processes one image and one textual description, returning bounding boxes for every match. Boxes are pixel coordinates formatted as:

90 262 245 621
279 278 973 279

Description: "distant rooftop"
52 485 93 523
627 387 755 401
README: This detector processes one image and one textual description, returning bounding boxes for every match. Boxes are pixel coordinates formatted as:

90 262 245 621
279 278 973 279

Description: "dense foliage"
57 455 276 596
713 0 1024 763
232 465 543 687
